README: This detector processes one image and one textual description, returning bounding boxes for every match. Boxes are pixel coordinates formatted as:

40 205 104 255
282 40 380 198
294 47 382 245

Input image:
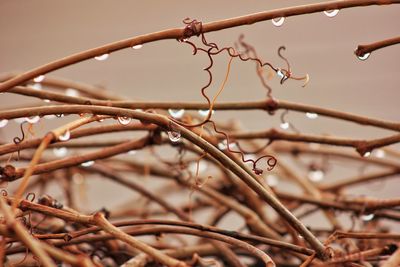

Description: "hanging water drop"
33 75 45 83
280 122 289 130
66 88 79 97
53 147 68 157
0 119 8 128
272 17 285 27
81 160 95 167
168 109 185 119
59 130 71 141
357 52 370 61
132 44 143 50
361 213 374 221
118 116 131 125
308 170 325 182
198 109 214 117
44 99 51 103
277 69 285 78
168 130 181 143
306 112 318 119
25 116 40 124
363 151 371 158
14 118 26 124
95 53 109 61
128 150 137 155
323 9 339 18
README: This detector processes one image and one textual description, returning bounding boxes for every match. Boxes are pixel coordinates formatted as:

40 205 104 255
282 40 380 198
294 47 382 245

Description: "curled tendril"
277 46 309 87
13 121 27 161
280 109 300 134
208 120 276 174
25 192 36 202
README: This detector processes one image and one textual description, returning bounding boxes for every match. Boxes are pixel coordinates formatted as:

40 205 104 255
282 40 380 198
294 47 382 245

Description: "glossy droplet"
363 151 371 158
53 147 68 157
43 99 51 103
272 17 285 27
81 161 94 167
361 213 374 221
306 112 318 119
280 122 289 130
25 116 40 124
66 88 79 97
0 119 8 128
168 130 181 143
217 140 237 150
266 174 279 187
357 52 370 61
132 44 143 50
118 116 131 125
128 150 137 155
198 109 214 117
374 149 385 158
308 170 325 182
95 53 109 61
32 83 42 90
33 75 45 83
59 130 71 141
277 69 285 78
168 109 185 119
324 9 339 18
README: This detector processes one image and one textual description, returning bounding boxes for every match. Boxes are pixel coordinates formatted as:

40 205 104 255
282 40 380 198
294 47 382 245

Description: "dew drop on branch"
323 9 339 18
361 213 374 221
118 116 131 125
53 147 68 157
81 161 94 167
308 170 325 182
280 122 289 130
272 17 285 27
65 88 79 97
168 130 181 143
0 119 8 128
198 109 214 117
33 75 45 83
168 109 185 119
25 116 40 124
14 118 25 124
132 44 143 50
363 151 371 158
306 112 318 119
59 130 71 141
94 53 109 61
357 52 370 61
32 83 42 90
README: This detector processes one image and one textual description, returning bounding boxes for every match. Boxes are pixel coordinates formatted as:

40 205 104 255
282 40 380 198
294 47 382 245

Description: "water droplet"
132 44 143 50
25 116 40 124
363 151 371 158
53 147 68 157
357 52 370 61
0 120 8 128
217 140 237 150
324 9 339 18
272 17 285 27
95 53 109 61
32 83 42 90
266 174 279 187
168 130 181 143
277 69 285 78
306 112 318 119
81 160 94 167
308 170 325 182
33 75 45 83
280 122 289 130
374 149 385 158
43 99 51 103
198 109 214 117
361 213 374 221
117 116 131 125
14 118 26 124
65 88 79 97
59 130 70 141
168 109 185 119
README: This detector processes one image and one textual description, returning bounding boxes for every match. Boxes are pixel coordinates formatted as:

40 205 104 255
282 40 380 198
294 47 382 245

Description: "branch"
355 36 400 58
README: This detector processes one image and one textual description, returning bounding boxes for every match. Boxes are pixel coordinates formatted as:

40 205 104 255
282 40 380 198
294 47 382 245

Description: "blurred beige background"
0 1 399 228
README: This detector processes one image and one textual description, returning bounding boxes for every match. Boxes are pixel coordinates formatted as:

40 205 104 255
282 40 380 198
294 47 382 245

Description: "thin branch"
355 36 400 57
